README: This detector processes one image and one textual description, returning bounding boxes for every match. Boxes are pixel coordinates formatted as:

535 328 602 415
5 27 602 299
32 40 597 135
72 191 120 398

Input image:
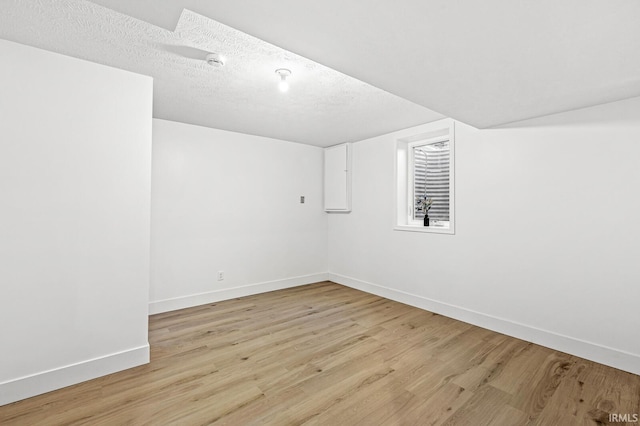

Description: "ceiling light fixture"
206 53 225 67
275 68 291 92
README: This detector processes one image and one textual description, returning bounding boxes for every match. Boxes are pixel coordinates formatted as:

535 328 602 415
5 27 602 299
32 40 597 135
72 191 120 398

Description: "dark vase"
423 214 429 227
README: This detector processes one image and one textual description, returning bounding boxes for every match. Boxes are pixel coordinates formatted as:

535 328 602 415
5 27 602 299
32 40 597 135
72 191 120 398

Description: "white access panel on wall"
324 143 351 212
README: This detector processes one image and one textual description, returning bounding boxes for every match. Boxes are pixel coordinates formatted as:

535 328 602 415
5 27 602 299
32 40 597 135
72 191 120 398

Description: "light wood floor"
1 282 639 425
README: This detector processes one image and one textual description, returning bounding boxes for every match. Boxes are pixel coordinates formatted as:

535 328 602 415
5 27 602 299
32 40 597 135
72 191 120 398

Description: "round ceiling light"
275 68 292 92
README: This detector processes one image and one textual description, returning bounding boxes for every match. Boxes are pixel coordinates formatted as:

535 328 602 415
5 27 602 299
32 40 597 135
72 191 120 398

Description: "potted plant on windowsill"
417 197 433 227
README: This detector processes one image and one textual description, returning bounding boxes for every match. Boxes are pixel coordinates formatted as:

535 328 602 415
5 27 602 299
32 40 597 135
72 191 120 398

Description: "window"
409 139 450 226
395 119 454 234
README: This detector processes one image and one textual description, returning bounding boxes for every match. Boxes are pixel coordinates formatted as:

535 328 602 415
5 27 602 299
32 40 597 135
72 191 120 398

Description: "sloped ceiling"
0 1 443 147
90 0 640 128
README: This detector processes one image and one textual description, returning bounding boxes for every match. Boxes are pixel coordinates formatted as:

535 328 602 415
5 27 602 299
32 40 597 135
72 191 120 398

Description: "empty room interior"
1 1 640 425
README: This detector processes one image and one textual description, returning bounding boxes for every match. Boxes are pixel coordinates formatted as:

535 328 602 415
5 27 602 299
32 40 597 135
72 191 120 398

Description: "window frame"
394 119 455 235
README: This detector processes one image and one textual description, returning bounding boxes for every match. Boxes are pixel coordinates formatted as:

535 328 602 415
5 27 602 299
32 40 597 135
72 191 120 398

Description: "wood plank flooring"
1 282 639 425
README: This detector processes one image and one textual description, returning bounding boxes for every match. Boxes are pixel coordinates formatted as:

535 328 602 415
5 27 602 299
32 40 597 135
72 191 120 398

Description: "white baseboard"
149 273 330 315
329 273 640 376
0 344 149 406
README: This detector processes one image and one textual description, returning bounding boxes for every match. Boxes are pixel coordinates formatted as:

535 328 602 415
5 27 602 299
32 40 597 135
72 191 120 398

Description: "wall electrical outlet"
217 271 224 281
300 196 305 203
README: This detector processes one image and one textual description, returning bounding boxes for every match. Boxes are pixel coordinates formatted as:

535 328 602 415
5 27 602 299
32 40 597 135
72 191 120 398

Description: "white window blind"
412 140 450 221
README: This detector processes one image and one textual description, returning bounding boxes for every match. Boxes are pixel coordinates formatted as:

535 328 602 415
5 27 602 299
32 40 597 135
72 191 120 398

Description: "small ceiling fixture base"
275 68 291 77
206 53 225 67
275 68 292 92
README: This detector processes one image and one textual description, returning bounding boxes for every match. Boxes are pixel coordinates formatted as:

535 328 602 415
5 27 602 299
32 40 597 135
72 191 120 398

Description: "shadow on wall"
162 44 210 61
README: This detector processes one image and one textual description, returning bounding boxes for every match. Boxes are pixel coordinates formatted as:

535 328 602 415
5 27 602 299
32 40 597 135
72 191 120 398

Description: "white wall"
328 97 640 375
150 119 328 313
0 40 152 405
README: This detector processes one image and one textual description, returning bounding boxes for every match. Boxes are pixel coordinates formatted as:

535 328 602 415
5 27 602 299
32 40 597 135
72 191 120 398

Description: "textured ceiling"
0 0 443 147
89 0 640 128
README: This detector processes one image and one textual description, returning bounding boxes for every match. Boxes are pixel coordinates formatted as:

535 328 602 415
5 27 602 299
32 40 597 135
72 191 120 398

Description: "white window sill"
394 225 454 234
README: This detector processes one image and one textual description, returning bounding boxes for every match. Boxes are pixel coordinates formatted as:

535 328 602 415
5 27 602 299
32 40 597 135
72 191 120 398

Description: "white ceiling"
3 1 639 143
0 1 443 147
89 0 640 128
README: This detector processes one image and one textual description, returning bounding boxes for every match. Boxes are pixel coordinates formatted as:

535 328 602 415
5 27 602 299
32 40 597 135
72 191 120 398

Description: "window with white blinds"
395 118 454 234
412 140 450 222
